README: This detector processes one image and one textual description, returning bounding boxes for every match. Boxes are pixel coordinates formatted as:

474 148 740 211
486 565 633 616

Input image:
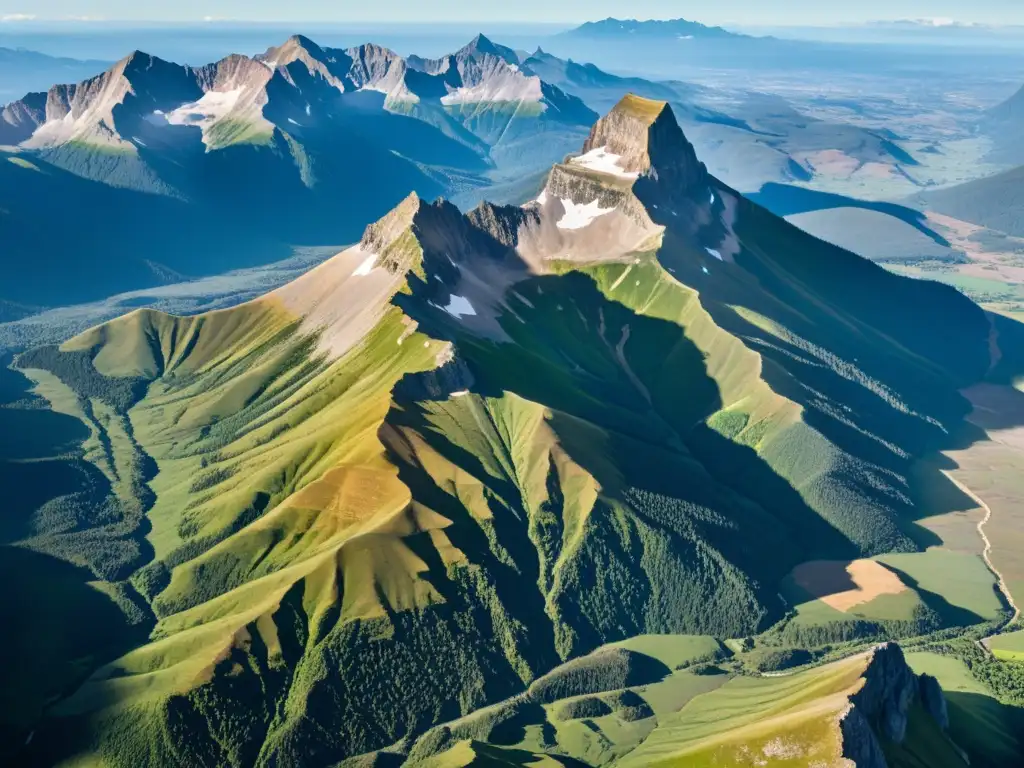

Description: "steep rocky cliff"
840 644 953 768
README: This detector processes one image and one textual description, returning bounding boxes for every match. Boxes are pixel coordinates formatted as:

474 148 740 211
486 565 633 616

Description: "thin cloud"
1 13 37 22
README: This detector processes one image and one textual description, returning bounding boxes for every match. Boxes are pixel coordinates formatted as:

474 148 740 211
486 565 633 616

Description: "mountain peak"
467 33 496 51
265 34 330 67
457 33 519 64
121 49 149 64
577 94 707 193
113 49 162 77
286 34 319 51
359 192 425 261
582 95 668 171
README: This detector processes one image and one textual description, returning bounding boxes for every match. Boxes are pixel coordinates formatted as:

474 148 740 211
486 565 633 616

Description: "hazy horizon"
3 0 1024 27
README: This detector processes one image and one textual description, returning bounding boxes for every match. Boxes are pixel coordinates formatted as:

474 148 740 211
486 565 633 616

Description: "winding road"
940 468 1020 625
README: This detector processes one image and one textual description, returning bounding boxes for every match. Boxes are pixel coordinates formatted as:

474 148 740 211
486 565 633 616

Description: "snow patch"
536 188 548 206
166 88 245 129
443 295 477 319
571 146 640 180
441 70 544 106
557 198 614 230
352 253 378 276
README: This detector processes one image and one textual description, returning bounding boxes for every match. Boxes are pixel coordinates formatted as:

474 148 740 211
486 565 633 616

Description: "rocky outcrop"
0 90 46 144
840 703 889 768
466 202 539 248
582 94 707 193
919 673 949 730
345 43 407 92
392 355 475 402
853 643 918 743
839 644 951 768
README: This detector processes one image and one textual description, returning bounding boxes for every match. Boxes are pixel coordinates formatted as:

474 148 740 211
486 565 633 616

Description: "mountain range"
0 34 595 308
557 17 748 41
4 93 1023 767
0 33 924 312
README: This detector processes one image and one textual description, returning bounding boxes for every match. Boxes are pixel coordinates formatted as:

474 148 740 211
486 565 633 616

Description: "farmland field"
988 630 1024 661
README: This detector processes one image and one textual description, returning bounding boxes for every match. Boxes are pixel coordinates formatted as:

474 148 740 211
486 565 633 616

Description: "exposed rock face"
839 644 952 767
643 100 709 193
359 192 427 273
582 94 707 193
545 164 636 211
0 90 46 143
919 673 949 731
346 43 407 93
262 35 353 90
392 355 475 402
466 202 539 248
853 643 918 743
839 704 888 768
196 53 271 93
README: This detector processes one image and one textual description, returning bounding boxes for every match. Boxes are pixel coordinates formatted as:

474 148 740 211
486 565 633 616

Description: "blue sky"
1 0 1023 26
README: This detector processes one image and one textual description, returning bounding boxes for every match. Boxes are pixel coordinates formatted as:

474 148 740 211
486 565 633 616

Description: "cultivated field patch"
789 559 908 613
988 629 1024 661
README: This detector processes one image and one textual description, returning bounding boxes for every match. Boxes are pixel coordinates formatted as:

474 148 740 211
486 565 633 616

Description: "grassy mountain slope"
922 164 1024 238
4 96 1020 766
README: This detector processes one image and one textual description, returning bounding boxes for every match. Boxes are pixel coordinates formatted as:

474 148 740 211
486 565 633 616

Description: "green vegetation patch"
607 634 726 670
906 652 1024 768
989 630 1024 662
205 119 275 150
874 550 1005 624
526 648 670 704
6 156 41 171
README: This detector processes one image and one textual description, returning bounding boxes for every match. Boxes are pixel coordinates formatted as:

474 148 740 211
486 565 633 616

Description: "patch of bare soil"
790 559 908 612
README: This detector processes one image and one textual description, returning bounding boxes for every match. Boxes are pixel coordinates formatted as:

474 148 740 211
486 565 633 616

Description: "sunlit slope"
617 644 965 768
9 96 1010 766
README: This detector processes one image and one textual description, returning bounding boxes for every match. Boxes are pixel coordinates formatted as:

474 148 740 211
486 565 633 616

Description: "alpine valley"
4 91 1024 767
